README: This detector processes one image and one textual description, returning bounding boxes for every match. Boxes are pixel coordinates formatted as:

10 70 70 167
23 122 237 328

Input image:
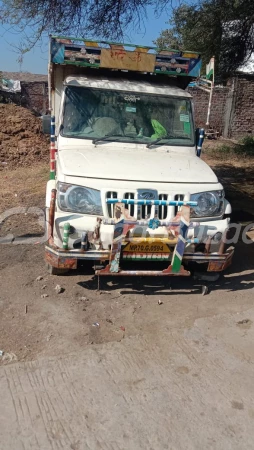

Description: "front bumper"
45 243 234 274
47 201 234 276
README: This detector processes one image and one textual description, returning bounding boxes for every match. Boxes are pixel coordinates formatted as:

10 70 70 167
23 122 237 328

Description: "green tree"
0 0 173 49
1 0 253 78
154 1 254 79
155 28 183 50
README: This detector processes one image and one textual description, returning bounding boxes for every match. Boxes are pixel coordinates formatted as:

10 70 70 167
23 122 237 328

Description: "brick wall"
187 75 254 138
229 76 254 138
187 86 229 133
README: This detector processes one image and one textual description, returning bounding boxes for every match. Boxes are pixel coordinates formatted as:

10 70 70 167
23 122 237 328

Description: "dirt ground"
0 132 254 449
0 142 254 363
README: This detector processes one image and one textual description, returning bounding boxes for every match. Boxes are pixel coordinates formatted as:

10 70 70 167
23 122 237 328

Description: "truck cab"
45 37 234 277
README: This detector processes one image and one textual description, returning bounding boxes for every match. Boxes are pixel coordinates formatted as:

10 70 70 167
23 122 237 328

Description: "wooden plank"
84 41 98 47
100 48 156 72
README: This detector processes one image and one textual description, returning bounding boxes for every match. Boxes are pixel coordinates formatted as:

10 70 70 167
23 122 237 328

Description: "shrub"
205 135 254 159
235 136 254 156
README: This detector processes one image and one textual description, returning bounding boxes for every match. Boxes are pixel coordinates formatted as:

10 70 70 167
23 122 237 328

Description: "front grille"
106 192 185 220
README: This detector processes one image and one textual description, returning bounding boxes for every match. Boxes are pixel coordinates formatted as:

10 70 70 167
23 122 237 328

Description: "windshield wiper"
146 135 190 148
92 134 124 145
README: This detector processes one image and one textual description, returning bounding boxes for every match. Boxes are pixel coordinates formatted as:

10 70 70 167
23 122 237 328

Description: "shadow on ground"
212 163 254 221
75 239 254 296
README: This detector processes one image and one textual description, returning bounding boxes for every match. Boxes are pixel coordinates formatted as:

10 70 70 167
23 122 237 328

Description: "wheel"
46 263 69 276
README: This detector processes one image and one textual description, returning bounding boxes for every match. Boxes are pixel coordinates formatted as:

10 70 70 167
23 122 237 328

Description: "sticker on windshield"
124 95 140 102
180 114 190 122
126 106 136 113
184 122 191 134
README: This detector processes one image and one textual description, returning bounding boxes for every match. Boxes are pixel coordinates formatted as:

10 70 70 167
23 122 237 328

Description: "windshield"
61 86 194 146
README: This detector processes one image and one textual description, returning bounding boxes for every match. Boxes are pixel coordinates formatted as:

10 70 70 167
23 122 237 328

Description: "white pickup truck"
44 36 234 278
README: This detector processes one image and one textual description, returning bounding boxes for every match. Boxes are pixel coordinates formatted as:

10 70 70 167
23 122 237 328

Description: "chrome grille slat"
174 194 184 215
124 192 135 216
106 191 117 218
141 204 152 219
158 194 168 220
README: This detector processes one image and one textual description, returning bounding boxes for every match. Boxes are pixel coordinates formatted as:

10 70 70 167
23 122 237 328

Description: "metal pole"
50 116 56 180
48 35 52 113
48 36 56 181
206 86 214 127
206 56 215 127
48 189 56 239
106 199 197 207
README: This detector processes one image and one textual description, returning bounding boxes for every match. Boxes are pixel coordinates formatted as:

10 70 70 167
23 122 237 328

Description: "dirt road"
0 158 254 449
1 241 254 449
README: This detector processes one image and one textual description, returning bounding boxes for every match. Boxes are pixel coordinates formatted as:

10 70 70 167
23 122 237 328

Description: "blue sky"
0 6 172 74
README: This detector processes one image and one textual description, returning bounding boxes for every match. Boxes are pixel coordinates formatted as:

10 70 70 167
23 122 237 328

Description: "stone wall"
0 80 48 115
21 82 48 115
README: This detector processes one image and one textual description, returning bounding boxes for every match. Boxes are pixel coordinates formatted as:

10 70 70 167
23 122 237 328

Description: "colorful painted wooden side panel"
51 36 201 78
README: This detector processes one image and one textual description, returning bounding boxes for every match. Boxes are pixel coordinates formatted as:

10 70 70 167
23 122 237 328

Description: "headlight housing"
57 183 103 215
190 191 224 218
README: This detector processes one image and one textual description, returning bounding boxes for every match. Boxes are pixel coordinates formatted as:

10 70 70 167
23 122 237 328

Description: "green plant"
235 136 254 156
205 136 254 160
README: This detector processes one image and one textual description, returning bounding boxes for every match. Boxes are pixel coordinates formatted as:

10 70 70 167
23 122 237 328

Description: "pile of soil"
0 103 49 169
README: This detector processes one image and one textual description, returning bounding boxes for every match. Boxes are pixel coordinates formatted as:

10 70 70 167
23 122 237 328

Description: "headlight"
57 183 103 215
190 191 224 218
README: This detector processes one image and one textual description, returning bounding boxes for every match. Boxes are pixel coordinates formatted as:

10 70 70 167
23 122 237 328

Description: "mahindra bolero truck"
44 36 234 278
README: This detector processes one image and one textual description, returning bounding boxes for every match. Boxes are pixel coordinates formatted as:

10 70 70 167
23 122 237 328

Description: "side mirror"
196 128 205 157
41 115 51 135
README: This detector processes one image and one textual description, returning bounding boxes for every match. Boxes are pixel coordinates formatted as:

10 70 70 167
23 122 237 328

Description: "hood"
58 146 218 184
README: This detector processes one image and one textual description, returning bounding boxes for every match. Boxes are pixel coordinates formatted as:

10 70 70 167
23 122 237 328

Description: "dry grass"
0 163 48 214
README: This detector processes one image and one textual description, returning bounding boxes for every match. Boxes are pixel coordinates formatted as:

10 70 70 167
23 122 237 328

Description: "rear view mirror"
196 128 205 157
41 115 51 135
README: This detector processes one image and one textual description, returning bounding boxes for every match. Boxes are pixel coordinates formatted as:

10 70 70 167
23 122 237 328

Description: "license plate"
123 239 170 254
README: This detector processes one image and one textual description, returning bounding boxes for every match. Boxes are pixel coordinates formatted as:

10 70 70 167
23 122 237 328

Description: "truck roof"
64 75 192 98
50 36 201 80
